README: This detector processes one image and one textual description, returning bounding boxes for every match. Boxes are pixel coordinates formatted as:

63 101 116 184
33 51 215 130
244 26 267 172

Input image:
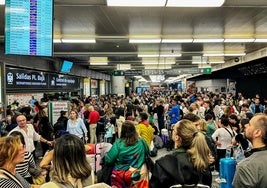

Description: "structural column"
112 76 125 96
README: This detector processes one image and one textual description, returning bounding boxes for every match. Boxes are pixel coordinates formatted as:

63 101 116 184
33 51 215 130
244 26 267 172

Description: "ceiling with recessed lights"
2 0 267 79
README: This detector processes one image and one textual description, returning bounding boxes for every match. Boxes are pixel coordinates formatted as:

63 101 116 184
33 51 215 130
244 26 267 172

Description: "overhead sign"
6 68 48 89
199 68 212 74
142 69 165 75
124 70 142 76
141 68 199 76
6 67 80 90
49 74 80 89
165 68 199 75
113 70 124 76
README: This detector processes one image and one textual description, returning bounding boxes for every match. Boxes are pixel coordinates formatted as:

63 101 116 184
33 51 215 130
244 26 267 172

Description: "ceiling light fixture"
203 53 225 57
142 62 175 65
61 38 96 43
144 65 172 69
53 39 62 43
192 61 203 64
160 54 182 57
90 62 108 65
117 64 131 70
224 38 255 43
89 57 108 65
224 53 246 56
107 0 225 7
138 54 160 58
254 39 267 42
209 61 225 64
129 38 161 43
138 54 181 57
166 0 225 7
203 53 246 56
107 0 166 7
142 57 176 64
161 39 193 43
193 39 224 43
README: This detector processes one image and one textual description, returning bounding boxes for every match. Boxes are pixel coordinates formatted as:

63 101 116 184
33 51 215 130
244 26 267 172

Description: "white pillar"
112 76 125 96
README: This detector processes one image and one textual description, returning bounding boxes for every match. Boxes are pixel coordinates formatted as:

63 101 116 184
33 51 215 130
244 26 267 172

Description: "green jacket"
105 138 149 170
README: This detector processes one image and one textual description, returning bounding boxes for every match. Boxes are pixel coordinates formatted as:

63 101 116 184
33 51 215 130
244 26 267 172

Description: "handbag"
96 156 114 185
145 154 154 171
141 139 155 171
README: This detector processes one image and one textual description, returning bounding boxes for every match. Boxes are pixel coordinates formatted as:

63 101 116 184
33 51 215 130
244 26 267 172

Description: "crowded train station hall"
0 0 267 188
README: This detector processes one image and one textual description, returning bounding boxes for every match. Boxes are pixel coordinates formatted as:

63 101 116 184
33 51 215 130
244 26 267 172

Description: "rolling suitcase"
161 128 169 145
87 142 112 173
219 158 236 188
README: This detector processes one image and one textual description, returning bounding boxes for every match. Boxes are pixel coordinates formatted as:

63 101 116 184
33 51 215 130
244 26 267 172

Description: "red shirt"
88 110 100 124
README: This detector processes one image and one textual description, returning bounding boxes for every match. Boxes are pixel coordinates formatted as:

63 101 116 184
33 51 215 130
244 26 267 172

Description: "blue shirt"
168 104 180 124
67 118 88 138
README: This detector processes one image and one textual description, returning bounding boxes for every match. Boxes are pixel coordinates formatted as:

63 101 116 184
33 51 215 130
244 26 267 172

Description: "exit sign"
113 70 124 76
199 68 212 74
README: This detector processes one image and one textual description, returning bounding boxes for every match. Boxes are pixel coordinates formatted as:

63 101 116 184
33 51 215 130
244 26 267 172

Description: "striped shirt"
0 169 30 188
16 151 36 178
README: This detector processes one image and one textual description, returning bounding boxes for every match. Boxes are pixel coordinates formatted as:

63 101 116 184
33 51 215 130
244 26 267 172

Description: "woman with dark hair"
54 111 69 139
36 109 53 155
212 116 236 173
105 120 150 188
150 119 212 187
40 134 92 188
229 114 240 133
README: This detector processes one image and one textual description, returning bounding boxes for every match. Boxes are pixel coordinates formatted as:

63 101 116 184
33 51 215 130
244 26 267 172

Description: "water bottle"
225 147 232 158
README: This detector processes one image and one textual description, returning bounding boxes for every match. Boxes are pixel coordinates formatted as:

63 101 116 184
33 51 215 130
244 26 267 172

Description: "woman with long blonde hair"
150 119 212 188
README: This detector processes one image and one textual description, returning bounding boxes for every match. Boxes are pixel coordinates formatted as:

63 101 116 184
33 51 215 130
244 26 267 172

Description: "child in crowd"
104 120 114 144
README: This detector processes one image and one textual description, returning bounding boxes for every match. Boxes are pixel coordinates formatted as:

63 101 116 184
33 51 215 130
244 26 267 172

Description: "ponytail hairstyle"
177 119 211 171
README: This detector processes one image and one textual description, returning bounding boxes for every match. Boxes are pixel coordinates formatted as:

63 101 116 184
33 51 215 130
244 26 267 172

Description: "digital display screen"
60 60 73 73
5 0 53 56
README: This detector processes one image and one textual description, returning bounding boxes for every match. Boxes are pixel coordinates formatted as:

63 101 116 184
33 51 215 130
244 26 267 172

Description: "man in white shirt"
9 114 52 157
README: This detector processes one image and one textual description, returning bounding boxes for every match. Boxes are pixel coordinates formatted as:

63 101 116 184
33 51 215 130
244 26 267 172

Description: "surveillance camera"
234 57 239 62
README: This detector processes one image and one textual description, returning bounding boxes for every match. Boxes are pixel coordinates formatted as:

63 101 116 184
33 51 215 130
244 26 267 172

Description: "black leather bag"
96 156 114 185
145 154 155 171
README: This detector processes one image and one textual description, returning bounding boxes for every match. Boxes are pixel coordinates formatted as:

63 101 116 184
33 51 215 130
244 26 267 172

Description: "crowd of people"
0 90 266 188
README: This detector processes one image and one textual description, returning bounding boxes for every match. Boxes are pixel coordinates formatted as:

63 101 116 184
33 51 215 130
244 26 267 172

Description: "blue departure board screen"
60 60 73 73
5 0 53 57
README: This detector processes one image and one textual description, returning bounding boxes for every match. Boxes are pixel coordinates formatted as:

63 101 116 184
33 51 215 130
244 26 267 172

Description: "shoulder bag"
141 139 154 171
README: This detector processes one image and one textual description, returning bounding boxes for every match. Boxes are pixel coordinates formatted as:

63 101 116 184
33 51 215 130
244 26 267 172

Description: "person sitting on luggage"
150 119 212 188
104 120 150 188
233 114 267 188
